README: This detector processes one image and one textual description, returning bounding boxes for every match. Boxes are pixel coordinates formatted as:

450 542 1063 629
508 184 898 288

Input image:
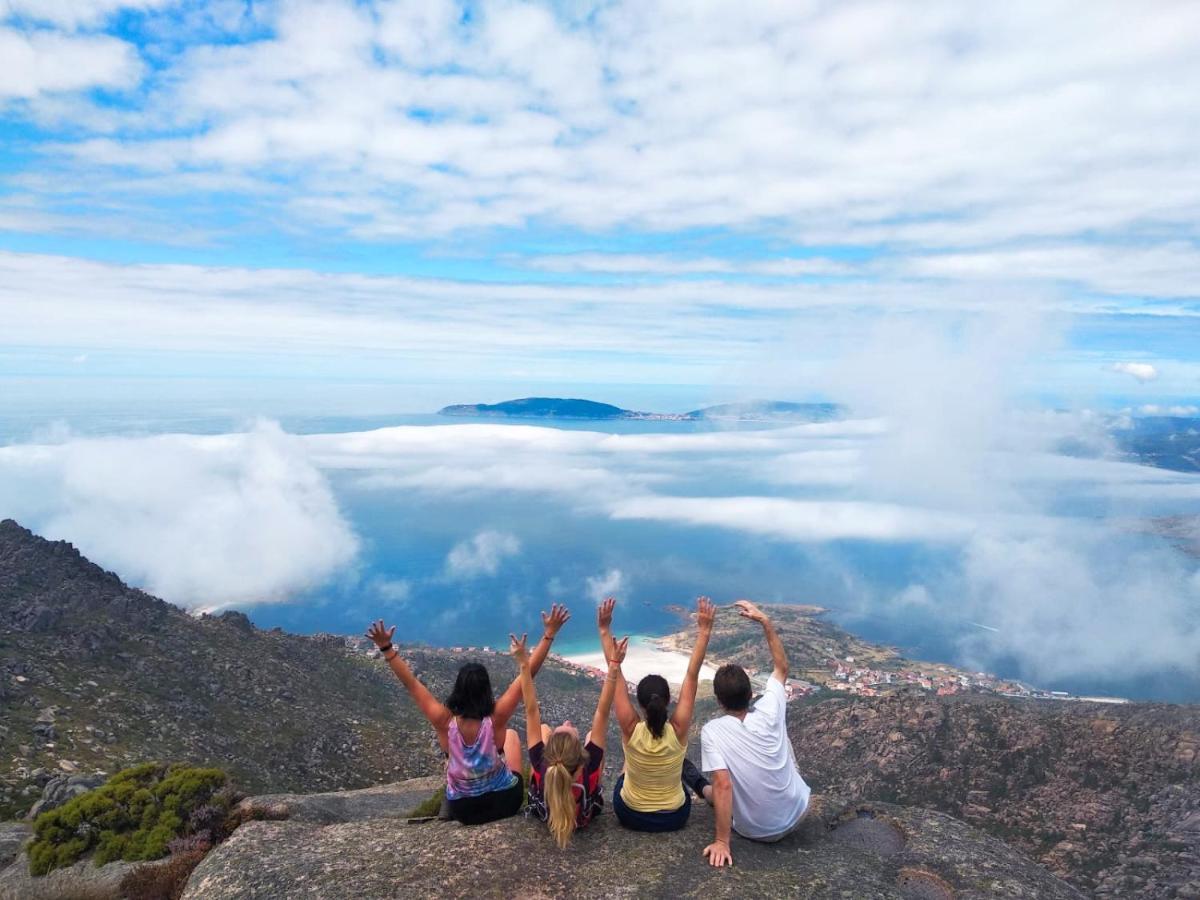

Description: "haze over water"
2 397 1197 703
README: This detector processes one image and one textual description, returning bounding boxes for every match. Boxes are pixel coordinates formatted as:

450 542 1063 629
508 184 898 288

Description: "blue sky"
2 0 1200 413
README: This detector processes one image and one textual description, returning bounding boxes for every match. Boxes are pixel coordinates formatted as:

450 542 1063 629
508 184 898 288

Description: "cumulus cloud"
444 529 521 578
585 569 624 605
1109 361 1159 383
9 0 1200 252
0 27 142 99
0 421 358 609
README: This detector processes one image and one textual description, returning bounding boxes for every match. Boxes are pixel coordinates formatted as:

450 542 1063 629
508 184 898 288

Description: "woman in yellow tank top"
598 595 715 832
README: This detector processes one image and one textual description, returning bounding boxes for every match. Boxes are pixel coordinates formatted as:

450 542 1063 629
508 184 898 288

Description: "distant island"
438 397 844 422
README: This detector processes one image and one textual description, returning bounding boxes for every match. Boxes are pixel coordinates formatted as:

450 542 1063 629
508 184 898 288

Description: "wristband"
378 643 394 655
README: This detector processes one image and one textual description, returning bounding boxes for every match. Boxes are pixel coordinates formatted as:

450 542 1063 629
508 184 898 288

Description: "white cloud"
585 568 624 605
904 243 1200 298
370 577 412 607
0 27 141 99
522 253 853 278
610 495 975 543
2 0 175 28
444 529 521 578
0 421 358 608
1109 361 1159 383
1136 404 1199 416
954 529 1200 682
6 0 1200 268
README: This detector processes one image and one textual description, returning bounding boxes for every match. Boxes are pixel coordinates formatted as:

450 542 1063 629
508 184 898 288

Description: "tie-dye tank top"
446 716 517 801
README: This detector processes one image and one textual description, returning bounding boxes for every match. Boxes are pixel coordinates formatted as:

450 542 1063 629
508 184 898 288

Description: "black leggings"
446 773 524 825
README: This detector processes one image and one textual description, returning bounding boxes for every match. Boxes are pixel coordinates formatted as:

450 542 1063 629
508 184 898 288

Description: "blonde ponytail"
544 763 576 849
543 732 587 849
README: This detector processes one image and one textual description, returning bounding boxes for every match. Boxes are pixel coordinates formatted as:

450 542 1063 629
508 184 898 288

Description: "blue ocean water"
2 404 1198 702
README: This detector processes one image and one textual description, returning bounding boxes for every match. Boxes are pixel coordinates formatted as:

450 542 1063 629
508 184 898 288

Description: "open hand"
597 596 615 631
703 840 733 867
608 635 630 666
734 599 768 623
366 619 396 649
541 603 571 638
696 596 716 633
509 632 529 663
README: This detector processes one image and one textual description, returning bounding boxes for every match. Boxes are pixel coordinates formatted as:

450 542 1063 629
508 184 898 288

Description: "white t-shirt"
701 674 810 840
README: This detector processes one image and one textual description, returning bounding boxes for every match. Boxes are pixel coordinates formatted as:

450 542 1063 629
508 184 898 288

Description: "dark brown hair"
713 664 752 712
446 662 495 719
636 674 670 739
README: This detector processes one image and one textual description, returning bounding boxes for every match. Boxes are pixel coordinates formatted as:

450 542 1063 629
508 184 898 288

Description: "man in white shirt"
699 599 812 867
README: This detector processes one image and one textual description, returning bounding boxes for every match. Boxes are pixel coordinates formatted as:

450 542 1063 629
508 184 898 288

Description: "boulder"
25 773 106 820
0 850 171 900
184 787 1084 899
235 776 444 825
0 824 30 871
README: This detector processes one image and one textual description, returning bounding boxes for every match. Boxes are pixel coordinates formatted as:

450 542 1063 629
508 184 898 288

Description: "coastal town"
343 612 1129 705
550 645 1124 704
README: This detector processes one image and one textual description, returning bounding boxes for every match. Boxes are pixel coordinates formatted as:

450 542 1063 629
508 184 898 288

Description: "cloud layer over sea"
1 405 1197 699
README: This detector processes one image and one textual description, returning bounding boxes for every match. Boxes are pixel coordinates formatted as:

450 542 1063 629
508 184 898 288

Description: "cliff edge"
181 780 1083 900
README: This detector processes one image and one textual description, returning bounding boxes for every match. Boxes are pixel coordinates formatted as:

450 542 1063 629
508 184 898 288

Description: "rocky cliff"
181 779 1084 900
789 693 1200 897
0 519 600 819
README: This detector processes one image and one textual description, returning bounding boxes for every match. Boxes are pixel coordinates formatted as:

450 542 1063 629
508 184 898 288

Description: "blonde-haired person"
512 614 628 848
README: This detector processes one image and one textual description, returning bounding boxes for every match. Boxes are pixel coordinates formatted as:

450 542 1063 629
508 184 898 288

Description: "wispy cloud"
1109 362 1159 383
445 529 521 579
585 568 624 605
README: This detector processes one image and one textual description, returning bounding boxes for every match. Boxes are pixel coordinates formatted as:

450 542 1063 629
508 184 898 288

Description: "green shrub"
28 763 235 876
405 786 446 818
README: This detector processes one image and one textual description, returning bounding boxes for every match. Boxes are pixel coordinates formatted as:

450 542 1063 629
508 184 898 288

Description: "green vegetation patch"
405 785 446 818
28 762 236 876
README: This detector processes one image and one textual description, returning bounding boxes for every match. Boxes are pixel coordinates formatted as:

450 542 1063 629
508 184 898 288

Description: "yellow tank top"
620 721 686 812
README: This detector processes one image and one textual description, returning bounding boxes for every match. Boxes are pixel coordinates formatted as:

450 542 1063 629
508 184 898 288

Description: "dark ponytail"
636 674 670 740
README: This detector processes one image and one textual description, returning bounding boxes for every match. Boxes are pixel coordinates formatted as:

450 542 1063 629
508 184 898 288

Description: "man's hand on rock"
703 840 733 868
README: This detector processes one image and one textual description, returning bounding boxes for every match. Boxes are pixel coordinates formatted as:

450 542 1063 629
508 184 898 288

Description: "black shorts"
446 774 524 826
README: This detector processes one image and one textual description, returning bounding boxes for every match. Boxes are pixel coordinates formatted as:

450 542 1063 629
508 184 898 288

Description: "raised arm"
366 620 451 732
509 632 542 752
671 596 716 742
494 604 570 725
598 597 638 740
589 635 628 751
735 600 788 682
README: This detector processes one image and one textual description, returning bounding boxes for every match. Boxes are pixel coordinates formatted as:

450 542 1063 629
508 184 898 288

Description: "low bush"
405 786 446 818
28 763 237 876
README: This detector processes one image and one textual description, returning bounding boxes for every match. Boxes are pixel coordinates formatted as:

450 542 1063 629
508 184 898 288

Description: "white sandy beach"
561 636 716 686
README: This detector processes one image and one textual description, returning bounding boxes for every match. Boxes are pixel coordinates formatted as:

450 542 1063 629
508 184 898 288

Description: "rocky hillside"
4 519 1198 897
0 519 601 819
789 693 1200 898
179 779 1083 899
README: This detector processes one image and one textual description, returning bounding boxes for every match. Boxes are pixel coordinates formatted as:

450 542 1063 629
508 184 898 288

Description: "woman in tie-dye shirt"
366 604 571 825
